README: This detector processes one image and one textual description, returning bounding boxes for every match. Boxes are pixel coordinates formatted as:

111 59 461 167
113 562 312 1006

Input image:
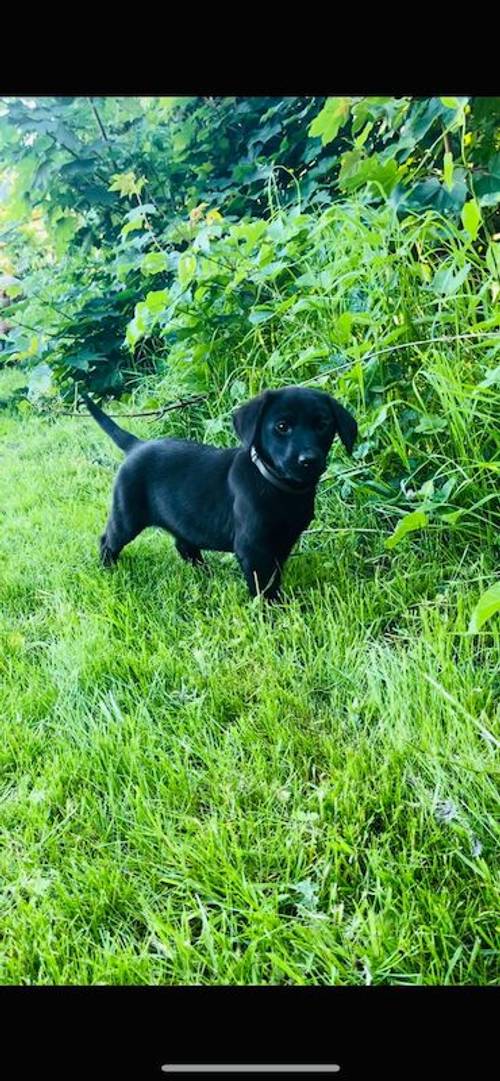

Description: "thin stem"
59 394 207 418
88 98 117 169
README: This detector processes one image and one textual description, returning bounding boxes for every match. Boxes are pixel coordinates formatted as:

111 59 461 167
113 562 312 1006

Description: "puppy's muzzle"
297 451 322 472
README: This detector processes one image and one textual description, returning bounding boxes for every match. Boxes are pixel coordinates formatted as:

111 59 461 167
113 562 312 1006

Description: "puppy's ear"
328 397 358 455
232 391 271 448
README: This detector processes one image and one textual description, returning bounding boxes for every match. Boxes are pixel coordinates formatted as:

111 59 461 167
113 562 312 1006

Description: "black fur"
84 386 357 601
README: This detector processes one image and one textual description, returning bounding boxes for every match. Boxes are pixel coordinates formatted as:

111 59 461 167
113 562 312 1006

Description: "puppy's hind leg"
99 466 147 568
175 537 205 566
100 510 144 568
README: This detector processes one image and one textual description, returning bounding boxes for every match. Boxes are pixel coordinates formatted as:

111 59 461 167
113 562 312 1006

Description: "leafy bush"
1 96 499 401
0 95 499 551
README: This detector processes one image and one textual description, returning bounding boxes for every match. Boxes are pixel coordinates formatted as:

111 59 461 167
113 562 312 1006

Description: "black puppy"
83 387 357 601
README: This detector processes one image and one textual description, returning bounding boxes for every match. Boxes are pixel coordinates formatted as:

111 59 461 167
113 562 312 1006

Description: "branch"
9 316 64 340
88 97 117 169
57 394 208 418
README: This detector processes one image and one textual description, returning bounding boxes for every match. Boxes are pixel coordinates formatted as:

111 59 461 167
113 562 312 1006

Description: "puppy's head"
233 385 357 485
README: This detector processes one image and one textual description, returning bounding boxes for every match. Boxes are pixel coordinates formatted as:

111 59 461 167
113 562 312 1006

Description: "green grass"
0 374 498 984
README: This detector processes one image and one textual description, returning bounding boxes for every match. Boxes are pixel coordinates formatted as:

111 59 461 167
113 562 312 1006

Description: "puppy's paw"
100 536 118 568
175 540 205 566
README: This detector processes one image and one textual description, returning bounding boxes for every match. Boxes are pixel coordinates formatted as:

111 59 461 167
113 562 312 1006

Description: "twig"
88 97 117 169
57 394 207 418
8 317 63 339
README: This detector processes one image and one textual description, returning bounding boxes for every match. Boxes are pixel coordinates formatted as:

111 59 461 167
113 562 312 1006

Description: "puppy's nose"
298 451 320 470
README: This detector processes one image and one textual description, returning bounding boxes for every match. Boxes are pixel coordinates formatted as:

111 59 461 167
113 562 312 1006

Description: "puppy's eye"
275 421 291 434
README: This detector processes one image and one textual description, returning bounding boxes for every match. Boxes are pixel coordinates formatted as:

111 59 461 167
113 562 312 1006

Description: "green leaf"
65 348 101 371
53 214 79 258
192 226 212 254
141 252 168 275
415 415 447 434
468 581 500 633
431 263 471 296
121 219 145 238
204 416 226 438
248 308 274 325
309 97 351 146
109 171 146 198
144 289 169 315
121 204 156 238
125 300 154 349
385 510 429 549
339 152 400 196
126 204 156 221
419 479 435 499
479 364 500 388
399 176 467 216
336 313 353 345
353 121 373 149
293 346 328 368
473 154 500 207
391 98 454 162
232 220 267 253
252 260 287 282
485 242 500 281
178 252 197 288
443 151 454 192
461 199 481 240
441 97 469 130
338 149 363 185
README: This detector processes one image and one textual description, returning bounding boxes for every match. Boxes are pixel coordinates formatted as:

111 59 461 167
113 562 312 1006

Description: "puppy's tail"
82 393 140 453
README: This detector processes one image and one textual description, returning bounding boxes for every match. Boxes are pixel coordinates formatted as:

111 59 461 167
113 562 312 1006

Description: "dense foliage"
1 95 499 397
0 95 499 579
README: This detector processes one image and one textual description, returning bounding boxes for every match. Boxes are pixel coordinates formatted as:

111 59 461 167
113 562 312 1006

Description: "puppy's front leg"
234 541 282 601
175 538 205 565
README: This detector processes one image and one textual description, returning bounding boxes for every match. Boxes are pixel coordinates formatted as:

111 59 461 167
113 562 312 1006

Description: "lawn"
0 369 498 985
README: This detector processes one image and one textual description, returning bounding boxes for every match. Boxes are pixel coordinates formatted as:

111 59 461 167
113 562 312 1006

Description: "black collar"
250 445 316 494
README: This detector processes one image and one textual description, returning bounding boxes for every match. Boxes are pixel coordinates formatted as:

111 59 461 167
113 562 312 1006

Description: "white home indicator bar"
161 1068 340 1074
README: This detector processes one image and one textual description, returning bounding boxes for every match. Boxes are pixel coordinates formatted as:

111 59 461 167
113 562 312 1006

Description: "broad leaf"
109 171 146 198
178 252 197 287
206 208 223 224
248 308 274 325
141 252 168 275
385 510 429 549
486 242 500 280
415 415 447 434
461 199 481 240
339 153 400 196
431 263 471 296
443 151 454 192
399 176 467 217
468 581 500 633
309 98 351 147
473 153 500 208
144 289 169 315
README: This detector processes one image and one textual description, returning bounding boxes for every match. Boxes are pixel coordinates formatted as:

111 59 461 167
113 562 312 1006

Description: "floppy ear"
329 397 358 455
232 391 271 448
